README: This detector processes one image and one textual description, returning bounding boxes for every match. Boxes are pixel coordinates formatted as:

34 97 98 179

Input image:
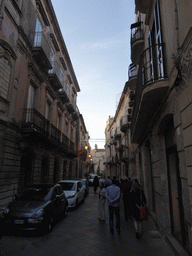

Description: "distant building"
91 145 105 175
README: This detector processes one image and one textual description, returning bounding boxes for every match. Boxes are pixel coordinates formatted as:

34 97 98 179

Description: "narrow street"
0 187 175 256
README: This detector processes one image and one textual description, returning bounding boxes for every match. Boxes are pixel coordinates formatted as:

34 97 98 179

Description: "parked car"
58 180 85 209
79 179 89 197
2 184 68 234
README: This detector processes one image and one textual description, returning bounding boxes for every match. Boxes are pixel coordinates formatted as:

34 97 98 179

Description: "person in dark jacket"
130 180 147 239
93 175 99 193
121 177 132 221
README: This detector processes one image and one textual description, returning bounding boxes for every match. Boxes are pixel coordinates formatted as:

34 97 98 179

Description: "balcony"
61 133 69 151
21 108 78 157
32 32 52 72
48 61 62 90
114 128 121 140
72 106 79 121
50 124 61 144
58 81 70 104
21 108 50 143
131 22 144 65
131 43 169 143
66 98 76 114
68 139 78 158
135 0 154 18
128 64 138 90
121 147 129 163
120 116 129 133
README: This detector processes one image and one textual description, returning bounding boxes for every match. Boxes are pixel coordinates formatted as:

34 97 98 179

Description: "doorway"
18 154 33 193
41 156 49 183
165 119 186 246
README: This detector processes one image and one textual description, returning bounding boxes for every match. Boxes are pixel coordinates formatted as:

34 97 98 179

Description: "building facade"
129 0 192 253
0 0 89 213
104 82 136 181
78 114 91 178
91 145 105 175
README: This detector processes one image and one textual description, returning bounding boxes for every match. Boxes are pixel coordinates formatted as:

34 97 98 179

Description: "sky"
51 0 136 149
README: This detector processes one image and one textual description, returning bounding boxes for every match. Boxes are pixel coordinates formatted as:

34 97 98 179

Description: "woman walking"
98 182 106 221
130 180 147 239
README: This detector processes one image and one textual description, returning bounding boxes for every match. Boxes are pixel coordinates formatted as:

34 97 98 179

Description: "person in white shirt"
97 182 106 221
105 178 121 235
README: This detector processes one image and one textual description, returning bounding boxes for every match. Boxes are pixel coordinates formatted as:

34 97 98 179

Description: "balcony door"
26 84 36 122
34 17 43 46
148 0 164 81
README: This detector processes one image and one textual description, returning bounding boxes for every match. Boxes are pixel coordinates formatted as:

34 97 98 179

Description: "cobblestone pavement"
0 187 175 256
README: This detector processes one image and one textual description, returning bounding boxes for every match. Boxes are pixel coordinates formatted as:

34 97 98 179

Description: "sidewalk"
0 187 187 256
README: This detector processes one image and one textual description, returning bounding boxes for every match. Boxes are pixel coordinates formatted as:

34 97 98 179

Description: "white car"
58 180 85 209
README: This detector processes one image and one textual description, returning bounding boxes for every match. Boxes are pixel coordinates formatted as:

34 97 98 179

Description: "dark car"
79 179 89 197
2 184 68 234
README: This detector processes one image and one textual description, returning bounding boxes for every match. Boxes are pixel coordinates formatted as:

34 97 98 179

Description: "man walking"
105 177 121 235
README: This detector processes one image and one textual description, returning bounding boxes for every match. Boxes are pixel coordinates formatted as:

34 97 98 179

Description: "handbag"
140 189 148 220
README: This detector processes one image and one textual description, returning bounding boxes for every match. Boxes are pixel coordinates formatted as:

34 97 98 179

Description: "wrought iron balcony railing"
120 116 129 133
22 108 50 136
48 61 62 90
131 22 144 46
130 43 167 141
32 32 52 71
128 64 138 79
21 108 77 154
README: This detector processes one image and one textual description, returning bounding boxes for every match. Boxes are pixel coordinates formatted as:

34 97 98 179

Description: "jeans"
108 206 120 231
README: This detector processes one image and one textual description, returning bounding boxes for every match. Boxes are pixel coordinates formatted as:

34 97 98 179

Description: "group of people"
96 176 147 239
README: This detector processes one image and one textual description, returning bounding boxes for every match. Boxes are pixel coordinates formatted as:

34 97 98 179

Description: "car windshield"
59 182 76 191
17 186 52 201
79 180 86 186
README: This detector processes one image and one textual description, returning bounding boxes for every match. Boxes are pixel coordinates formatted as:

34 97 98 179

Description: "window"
0 57 11 99
26 84 36 122
148 0 164 81
50 47 54 63
65 121 69 136
27 84 36 109
70 128 74 141
34 17 43 46
45 101 51 120
57 112 61 129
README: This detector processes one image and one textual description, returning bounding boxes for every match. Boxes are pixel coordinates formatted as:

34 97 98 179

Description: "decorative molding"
180 27 192 80
50 33 60 52
60 57 67 70
181 43 192 80
36 0 50 26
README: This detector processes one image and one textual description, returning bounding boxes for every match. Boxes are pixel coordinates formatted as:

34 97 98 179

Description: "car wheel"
44 215 54 233
64 204 68 218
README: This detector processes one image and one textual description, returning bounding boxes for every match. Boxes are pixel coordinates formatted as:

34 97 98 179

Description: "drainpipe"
0 0 6 30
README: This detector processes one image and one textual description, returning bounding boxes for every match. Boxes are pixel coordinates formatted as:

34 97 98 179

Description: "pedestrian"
128 177 133 184
113 176 120 187
105 177 121 235
97 182 106 221
130 180 147 239
93 175 99 193
104 176 112 187
121 177 132 221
